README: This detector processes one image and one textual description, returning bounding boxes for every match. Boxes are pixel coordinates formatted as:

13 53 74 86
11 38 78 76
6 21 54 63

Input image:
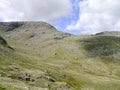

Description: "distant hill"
81 35 120 60
95 31 120 36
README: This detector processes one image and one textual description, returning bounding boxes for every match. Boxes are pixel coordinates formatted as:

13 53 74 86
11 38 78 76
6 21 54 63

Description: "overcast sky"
0 0 120 34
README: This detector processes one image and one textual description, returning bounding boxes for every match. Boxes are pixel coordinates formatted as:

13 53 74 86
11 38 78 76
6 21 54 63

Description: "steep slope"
0 22 76 90
0 36 23 90
0 22 120 90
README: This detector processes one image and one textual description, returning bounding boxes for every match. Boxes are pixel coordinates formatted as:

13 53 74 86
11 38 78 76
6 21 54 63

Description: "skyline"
0 0 120 34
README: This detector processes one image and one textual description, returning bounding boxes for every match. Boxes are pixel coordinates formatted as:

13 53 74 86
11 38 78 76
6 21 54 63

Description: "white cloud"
0 0 72 22
66 0 120 34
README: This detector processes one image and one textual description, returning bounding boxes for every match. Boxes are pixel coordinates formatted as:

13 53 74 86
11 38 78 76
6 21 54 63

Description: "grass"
0 22 120 89
80 36 120 60
0 85 22 90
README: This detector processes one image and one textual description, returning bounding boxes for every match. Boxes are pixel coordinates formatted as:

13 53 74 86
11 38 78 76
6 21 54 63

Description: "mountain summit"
0 21 57 32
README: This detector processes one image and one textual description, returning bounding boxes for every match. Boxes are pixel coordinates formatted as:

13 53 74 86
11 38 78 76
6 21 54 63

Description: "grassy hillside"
81 36 120 60
0 22 120 90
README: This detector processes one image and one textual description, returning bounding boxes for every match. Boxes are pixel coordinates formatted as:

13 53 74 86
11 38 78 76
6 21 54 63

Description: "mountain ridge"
95 31 120 36
0 21 58 32
1 21 120 36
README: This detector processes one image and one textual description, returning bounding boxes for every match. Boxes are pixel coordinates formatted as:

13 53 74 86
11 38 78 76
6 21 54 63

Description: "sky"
0 0 120 34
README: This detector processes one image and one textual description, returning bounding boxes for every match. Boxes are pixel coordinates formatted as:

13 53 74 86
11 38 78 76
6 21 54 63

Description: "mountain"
0 21 120 90
96 31 120 36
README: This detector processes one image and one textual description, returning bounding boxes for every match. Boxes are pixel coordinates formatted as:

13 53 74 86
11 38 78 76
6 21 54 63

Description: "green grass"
0 22 120 89
0 85 22 90
81 36 120 60
3 35 120 90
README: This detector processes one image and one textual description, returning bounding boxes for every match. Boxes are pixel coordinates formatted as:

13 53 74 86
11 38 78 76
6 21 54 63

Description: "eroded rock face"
0 22 24 31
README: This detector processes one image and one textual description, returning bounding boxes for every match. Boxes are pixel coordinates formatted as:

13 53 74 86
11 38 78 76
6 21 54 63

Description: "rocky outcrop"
0 36 7 45
54 33 71 40
0 36 14 50
0 22 24 31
